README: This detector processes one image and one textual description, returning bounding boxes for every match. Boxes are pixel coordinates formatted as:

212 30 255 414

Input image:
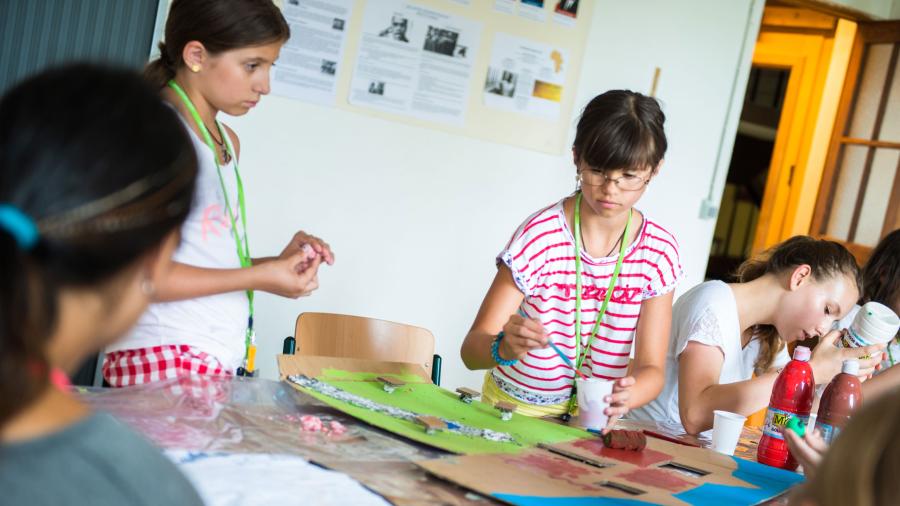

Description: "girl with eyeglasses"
460 90 681 429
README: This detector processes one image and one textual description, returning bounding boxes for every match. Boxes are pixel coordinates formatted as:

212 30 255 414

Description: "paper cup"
575 378 614 431
711 410 746 456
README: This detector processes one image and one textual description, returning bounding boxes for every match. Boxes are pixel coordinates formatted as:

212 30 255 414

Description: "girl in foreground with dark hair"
106 0 335 386
461 90 682 428
0 64 203 504
631 236 884 434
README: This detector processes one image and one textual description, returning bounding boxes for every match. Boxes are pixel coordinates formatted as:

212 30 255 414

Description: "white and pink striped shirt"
492 198 683 405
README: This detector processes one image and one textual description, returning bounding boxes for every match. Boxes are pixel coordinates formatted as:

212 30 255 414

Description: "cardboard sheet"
278 354 588 454
418 436 804 506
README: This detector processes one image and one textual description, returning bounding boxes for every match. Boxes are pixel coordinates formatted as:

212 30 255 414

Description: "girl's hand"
809 330 884 383
784 428 828 477
280 230 335 265
498 314 548 361
601 376 635 434
259 252 322 298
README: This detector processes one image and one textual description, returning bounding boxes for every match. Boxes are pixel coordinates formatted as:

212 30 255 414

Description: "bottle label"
841 330 880 358
815 421 840 444
762 407 808 440
841 329 870 348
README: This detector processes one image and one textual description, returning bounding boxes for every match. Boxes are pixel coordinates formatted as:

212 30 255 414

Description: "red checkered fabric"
103 345 232 387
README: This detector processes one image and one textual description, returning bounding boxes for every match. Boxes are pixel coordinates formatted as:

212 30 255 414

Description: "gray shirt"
0 412 204 506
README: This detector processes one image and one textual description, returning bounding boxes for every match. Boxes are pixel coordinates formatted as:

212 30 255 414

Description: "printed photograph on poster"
484 68 517 97
518 0 546 22
378 14 411 42
349 0 482 125
271 0 353 106
482 33 568 119
552 0 578 27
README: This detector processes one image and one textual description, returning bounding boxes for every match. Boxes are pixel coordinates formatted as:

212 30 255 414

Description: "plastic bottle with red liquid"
814 359 862 444
757 346 815 470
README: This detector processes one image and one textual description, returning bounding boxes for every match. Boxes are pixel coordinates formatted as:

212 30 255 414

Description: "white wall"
829 0 900 18
228 0 762 391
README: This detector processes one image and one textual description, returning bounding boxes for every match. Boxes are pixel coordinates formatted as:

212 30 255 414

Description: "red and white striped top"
492 198 683 405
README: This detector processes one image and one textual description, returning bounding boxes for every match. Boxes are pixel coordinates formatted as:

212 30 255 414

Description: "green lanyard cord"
568 191 631 413
167 80 255 350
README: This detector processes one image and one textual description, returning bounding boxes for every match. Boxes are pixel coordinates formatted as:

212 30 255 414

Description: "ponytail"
736 236 861 374
144 41 177 90
0 233 36 425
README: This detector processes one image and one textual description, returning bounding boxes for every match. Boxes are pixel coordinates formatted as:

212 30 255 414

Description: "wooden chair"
284 312 442 385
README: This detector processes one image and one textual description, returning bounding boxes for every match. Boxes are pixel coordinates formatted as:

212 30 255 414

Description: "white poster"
482 33 568 119
271 0 354 106
551 0 580 27
518 0 547 22
493 0 515 14
348 1 482 125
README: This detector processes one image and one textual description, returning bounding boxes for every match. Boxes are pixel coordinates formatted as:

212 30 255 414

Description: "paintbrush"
547 341 589 380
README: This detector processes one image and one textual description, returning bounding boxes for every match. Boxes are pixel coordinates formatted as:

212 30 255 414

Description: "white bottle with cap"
839 301 900 353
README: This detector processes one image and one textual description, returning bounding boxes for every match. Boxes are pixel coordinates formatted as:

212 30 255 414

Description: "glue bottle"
757 346 815 471
839 301 900 351
814 359 862 444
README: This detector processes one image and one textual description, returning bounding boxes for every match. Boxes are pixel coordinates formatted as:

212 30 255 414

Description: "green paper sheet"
292 370 589 454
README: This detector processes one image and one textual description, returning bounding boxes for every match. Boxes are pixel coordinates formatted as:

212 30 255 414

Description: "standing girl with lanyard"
104 0 334 386
461 90 682 428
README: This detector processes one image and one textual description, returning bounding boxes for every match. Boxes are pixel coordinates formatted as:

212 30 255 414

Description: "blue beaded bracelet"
491 331 518 366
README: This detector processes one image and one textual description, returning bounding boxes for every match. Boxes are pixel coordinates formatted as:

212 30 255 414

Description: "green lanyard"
167 80 256 359
567 191 631 414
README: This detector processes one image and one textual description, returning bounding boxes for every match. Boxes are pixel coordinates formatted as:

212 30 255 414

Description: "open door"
751 10 858 253
707 7 857 281
811 21 900 264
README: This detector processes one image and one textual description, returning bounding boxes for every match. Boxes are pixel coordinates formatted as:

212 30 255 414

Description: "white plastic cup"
711 410 747 456
575 378 614 431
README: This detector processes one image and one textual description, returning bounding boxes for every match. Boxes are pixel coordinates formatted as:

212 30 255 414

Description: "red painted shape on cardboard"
572 438 672 467
617 468 695 493
501 452 604 492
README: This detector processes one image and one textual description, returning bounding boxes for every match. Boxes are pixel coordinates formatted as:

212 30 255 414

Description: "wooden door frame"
751 33 824 253
811 21 900 259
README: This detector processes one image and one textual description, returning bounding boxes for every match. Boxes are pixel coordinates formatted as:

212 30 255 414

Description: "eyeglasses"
579 170 650 191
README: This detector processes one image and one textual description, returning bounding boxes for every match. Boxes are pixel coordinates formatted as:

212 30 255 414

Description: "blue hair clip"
0 204 39 250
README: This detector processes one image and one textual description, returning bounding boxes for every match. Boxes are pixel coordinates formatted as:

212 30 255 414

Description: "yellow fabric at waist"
480 371 570 418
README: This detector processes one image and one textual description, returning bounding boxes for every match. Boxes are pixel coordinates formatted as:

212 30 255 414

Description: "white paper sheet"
551 0 580 27
518 0 547 22
271 0 354 106
482 32 568 119
348 0 482 125
167 450 391 506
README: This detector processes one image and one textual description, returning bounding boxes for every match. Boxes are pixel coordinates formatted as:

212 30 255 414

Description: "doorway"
705 5 855 280
706 67 788 280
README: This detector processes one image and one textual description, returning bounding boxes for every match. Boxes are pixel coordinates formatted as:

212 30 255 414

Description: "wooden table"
78 377 785 505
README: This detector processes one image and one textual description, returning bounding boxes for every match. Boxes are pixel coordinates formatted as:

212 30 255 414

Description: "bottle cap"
785 416 806 438
793 346 811 362
842 359 859 375
850 301 900 345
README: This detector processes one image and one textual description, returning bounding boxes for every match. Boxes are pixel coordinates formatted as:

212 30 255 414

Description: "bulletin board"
152 0 595 154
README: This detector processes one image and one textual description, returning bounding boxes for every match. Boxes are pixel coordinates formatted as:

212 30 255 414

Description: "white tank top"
109 115 249 372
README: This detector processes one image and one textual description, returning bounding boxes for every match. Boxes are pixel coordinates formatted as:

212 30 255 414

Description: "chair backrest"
294 312 436 378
